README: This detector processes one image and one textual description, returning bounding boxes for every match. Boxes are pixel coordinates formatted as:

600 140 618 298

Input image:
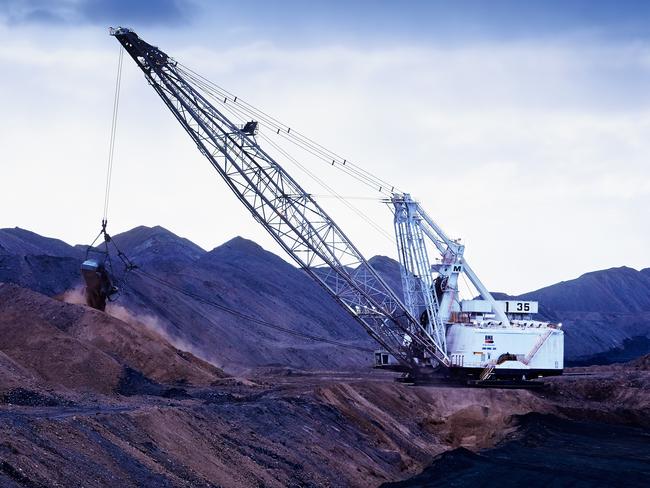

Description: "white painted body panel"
460 300 493 313
446 323 563 370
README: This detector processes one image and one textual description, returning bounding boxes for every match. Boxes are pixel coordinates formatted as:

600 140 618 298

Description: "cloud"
80 0 194 26
0 0 195 26
1 16 649 295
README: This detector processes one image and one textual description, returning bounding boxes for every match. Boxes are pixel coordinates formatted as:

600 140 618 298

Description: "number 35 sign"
499 300 539 314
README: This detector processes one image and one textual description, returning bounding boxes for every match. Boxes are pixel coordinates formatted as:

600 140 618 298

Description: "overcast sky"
1 0 649 294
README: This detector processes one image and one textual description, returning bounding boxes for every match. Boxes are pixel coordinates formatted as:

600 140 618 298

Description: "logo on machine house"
482 334 496 351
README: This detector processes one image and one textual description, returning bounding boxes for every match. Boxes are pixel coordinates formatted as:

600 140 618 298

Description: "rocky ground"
0 283 649 487
383 413 650 487
384 357 650 487
1 360 648 485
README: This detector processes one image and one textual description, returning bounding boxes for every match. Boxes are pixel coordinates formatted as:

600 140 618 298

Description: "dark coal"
116 367 164 397
0 388 66 407
383 413 650 488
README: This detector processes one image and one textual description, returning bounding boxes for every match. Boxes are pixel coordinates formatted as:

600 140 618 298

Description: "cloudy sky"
1 0 649 294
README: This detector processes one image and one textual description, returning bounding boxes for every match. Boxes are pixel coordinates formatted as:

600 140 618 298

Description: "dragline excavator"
109 27 564 382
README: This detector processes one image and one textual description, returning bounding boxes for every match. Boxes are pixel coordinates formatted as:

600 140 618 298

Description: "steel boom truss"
111 28 449 369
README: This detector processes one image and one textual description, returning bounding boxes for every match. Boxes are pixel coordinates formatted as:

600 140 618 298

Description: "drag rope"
134 268 375 353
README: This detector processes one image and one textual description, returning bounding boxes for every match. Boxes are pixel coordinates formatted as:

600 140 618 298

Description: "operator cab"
373 350 410 372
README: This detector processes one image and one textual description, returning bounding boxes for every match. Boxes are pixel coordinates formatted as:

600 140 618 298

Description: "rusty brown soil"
1 283 648 487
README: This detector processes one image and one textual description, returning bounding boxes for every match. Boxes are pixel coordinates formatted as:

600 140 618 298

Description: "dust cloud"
61 287 223 369
107 303 223 368
61 286 86 305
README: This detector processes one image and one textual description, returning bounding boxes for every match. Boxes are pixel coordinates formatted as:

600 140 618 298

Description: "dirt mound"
0 350 42 391
308 379 555 486
0 365 647 487
4 225 650 370
0 283 226 396
382 413 650 488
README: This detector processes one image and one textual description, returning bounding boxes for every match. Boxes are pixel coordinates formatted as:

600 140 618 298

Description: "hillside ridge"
0 225 648 367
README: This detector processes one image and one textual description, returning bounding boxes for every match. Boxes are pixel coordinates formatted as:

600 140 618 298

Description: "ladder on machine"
479 363 495 381
523 329 553 365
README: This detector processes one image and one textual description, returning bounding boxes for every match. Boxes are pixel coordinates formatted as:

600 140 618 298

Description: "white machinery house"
388 194 563 380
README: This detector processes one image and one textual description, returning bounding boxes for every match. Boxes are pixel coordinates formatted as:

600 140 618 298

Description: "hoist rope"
86 45 134 299
102 46 124 223
133 268 375 353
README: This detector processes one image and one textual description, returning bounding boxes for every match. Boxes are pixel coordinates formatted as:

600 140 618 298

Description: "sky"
0 0 649 295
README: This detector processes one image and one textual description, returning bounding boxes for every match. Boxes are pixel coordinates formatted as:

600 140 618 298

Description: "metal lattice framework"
392 194 447 358
390 193 510 347
111 27 449 368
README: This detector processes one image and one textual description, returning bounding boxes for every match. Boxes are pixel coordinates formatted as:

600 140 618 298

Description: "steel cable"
196 87 395 243
176 64 401 195
133 268 375 353
102 46 124 222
